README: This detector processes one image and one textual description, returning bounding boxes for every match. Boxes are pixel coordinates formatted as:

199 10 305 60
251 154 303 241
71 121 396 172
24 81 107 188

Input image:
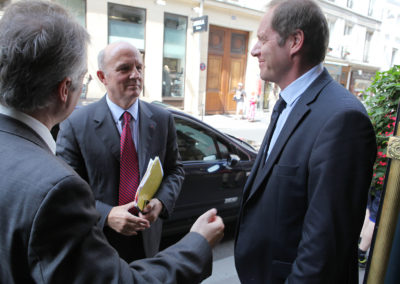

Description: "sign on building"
192 15 208 33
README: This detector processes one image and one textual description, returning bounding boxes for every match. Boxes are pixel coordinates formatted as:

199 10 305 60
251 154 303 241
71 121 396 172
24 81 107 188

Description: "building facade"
2 0 399 115
73 0 264 115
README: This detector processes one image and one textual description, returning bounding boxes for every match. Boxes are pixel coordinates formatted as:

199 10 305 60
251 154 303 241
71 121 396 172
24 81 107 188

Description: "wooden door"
206 26 248 114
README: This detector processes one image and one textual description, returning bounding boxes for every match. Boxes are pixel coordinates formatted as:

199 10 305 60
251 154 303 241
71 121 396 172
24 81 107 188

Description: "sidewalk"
195 109 272 150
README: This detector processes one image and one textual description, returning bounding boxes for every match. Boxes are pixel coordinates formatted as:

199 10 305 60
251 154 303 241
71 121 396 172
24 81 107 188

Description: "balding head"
98 41 141 74
96 41 144 109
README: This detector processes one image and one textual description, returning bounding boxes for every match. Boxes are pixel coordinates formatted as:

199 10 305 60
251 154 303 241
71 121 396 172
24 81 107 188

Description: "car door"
166 114 249 233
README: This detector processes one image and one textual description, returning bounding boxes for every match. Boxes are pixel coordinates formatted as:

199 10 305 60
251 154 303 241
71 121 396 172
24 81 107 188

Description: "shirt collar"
281 63 324 106
0 104 56 154
106 95 139 123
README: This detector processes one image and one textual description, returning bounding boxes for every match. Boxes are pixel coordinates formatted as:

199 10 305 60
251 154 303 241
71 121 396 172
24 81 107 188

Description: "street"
201 224 239 284
160 223 240 284
198 109 270 150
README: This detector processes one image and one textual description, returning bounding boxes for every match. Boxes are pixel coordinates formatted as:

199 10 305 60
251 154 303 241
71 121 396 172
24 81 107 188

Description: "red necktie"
119 111 139 214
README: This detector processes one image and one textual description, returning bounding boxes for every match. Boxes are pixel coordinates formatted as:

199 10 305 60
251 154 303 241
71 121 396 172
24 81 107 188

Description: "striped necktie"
119 111 139 214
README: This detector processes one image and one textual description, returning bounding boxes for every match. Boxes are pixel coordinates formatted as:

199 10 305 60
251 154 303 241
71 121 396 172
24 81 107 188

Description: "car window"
217 140 230 159
175 117 218 161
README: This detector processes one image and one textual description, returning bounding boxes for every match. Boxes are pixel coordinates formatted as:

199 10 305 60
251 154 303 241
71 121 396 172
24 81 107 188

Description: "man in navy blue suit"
234 0 377 283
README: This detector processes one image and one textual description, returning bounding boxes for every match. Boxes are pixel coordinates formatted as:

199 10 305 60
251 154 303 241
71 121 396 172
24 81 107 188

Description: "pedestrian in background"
358 189 382 268
233 82 246 119
247 92 257 122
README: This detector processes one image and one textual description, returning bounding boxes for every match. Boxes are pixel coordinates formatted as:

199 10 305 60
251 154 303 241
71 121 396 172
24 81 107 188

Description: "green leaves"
363 65 400 193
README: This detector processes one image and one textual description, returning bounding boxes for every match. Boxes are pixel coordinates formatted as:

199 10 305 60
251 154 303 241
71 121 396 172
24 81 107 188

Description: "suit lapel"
242 127 270 201
93 96 121 162
245 69 332 202
248 104 310 199
137 100 156 179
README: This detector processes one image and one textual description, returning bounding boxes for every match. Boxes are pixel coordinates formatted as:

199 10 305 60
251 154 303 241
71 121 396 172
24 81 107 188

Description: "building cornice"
325 55 380 71
187 0 265 17
319 0 381 30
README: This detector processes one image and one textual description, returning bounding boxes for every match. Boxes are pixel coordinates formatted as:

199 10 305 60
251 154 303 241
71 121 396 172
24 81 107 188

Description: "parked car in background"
152 102 258 237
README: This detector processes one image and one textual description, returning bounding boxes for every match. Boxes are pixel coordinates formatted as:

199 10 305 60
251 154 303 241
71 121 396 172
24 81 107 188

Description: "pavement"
195 109 272 150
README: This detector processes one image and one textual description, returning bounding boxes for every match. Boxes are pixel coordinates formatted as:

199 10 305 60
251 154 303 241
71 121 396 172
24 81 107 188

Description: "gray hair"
97 48 106 72
0 0 90 112
268 0 329 65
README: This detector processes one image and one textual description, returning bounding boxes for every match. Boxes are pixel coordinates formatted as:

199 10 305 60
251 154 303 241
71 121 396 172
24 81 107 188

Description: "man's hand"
107 202 150 236
190 208 224 248
139 198 163 224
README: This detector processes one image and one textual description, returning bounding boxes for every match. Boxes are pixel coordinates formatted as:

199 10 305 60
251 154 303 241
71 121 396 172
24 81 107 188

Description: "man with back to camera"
0 1 224 283
234 0 377 283
56 40 184 262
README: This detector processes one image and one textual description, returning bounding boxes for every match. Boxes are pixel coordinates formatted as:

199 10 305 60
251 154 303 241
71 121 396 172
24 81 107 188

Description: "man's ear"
289 29 304 57
97 70 106 84
57 77 72 104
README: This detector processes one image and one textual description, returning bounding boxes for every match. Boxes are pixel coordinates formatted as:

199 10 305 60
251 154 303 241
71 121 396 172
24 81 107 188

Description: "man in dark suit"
0 1 224 283
234 0 377 283
56 41 185 262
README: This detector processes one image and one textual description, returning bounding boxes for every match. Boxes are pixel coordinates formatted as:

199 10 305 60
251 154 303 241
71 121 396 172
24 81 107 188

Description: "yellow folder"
135 157 164 212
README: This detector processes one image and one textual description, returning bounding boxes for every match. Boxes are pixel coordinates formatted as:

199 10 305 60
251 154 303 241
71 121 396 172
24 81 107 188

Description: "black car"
153 102 257 236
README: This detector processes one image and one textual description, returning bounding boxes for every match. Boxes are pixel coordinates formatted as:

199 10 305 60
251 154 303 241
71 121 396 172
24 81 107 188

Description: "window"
344 24 353 36
391 48 398 67
363 31 373 63
327 18 336 35
346 0 353 9
342 24 353 59
162 13 187 98
108 4 145 50
175 117 218 161
55 0 86 27
368 0 375 16
231 33 246 54
174 116 250 162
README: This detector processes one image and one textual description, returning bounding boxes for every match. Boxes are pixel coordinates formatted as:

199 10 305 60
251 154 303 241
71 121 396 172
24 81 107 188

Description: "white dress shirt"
106 95 139 149
267 63 324 159
0 104 56 154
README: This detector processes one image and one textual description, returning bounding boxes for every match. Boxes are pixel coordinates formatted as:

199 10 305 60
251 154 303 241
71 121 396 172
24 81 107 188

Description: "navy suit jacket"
56 97 184 258
0 113 211 283
234 69 376 283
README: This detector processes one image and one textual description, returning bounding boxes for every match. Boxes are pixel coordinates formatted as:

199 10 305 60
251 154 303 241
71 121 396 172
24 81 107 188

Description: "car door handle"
207 164 220 173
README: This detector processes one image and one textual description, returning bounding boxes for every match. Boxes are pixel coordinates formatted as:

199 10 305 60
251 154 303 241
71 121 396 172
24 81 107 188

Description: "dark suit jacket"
56 97 184 258
234 69 377 283
0 113 211 283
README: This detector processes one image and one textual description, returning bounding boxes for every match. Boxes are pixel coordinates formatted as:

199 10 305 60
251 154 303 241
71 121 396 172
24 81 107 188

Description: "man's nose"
251 42 260 57
129 67 140 78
